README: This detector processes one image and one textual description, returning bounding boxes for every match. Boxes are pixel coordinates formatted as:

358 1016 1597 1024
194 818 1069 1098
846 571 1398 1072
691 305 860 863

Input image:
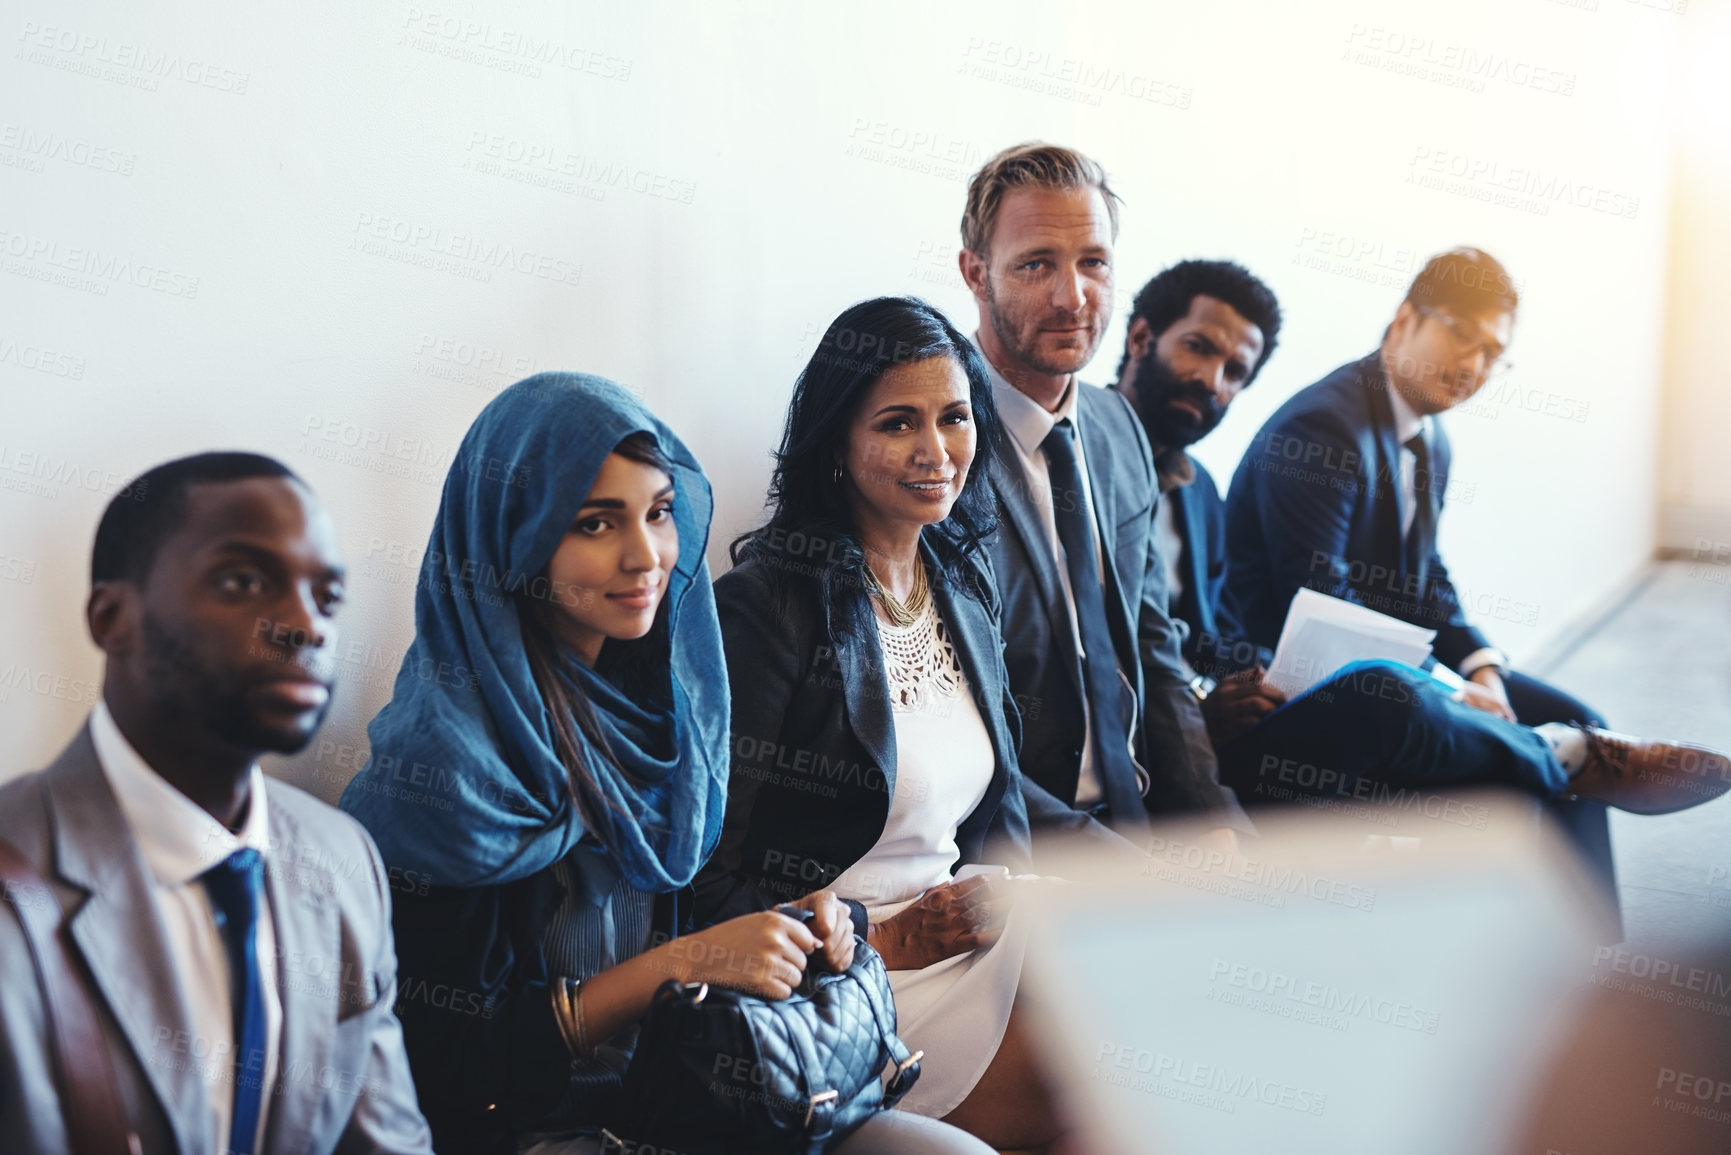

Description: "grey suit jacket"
0 724 433 1155
987 382 1249 840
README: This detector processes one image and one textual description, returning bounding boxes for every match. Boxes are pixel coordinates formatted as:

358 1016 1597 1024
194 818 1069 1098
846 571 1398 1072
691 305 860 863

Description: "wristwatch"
1187 674 1217 703
1459 648 1510 680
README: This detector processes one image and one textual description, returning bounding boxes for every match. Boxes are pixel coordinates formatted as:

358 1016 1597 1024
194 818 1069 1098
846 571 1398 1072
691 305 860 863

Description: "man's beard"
1129 353 1224 451
141 611 328 755
985 278 1102 377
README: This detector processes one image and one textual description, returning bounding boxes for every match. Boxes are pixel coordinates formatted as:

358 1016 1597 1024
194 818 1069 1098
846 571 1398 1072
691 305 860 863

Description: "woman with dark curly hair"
696 298 1065 1149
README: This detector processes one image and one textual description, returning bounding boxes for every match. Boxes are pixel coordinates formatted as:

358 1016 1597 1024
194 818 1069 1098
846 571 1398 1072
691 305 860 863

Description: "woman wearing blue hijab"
340 374 991 1155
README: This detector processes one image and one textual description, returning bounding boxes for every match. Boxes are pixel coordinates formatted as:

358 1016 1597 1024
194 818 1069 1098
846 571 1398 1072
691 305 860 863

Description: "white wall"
1657 0 1731 559
3 0 1695 797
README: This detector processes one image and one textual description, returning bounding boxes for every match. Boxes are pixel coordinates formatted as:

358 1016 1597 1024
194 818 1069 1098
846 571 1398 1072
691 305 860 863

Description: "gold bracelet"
549 977 592 1057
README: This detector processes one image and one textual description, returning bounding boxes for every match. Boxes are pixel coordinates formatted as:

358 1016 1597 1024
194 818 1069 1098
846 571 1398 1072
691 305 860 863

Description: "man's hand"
784 889 855 973
866 875 1003 972
1201 667 1288 746
1460 667 1516 722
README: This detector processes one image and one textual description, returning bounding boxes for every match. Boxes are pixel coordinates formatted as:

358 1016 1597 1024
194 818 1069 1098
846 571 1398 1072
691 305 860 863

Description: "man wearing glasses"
1225 247 1540 707
1224 248 1623 904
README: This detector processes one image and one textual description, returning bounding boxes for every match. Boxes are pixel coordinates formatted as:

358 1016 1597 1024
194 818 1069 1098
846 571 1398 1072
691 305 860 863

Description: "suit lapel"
259 791 340 1155
840 597 898 801
47 731 215 1155
1074 405 1140 677
1360 359 1409 575
990 457 1067 622
989 455 1088 700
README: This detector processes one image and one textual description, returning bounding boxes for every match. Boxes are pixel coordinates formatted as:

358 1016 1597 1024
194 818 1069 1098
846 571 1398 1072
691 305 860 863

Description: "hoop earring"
833 464 844 485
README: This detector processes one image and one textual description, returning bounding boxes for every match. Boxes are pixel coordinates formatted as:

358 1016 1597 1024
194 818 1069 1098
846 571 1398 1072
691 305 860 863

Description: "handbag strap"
845 950 921 1109
782 990 839 1155
0 838 137 1155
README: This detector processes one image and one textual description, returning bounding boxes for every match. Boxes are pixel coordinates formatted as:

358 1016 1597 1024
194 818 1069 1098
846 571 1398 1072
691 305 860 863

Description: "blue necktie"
203 848 267 1155
1042 419 1139 811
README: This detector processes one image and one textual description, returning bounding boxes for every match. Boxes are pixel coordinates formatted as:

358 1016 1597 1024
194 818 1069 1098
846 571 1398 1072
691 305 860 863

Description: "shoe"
1564 724 1731 815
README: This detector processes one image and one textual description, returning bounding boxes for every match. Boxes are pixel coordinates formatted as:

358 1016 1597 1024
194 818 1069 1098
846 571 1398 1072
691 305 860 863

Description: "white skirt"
875 902 1028 1119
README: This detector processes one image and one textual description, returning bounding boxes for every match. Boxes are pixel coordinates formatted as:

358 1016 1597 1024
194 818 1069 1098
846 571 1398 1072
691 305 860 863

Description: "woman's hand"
783 889 856 973
867 875 1003 972
662 910 820 1000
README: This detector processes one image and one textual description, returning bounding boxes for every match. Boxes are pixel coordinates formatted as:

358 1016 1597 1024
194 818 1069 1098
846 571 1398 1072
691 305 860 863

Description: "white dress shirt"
1152 495 1186 611
91 700 282 1151
980 349 1130 807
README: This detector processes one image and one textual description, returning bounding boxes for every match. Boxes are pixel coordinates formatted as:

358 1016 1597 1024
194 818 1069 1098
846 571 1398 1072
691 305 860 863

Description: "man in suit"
1224 248 1548 712
0 453 433 1154
955 142 1249 852
1101 255 1724 918
1118 257 1730 823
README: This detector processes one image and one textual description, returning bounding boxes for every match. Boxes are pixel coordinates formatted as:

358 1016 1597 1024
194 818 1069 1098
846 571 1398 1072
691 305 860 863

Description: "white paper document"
1266 588 1435 697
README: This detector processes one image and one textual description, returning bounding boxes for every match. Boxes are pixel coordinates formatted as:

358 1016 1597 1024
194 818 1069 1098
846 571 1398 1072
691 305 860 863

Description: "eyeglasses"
1415 305 1513 380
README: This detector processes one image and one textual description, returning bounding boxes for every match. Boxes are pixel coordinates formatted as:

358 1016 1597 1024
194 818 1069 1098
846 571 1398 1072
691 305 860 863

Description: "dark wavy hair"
732 296 1007 638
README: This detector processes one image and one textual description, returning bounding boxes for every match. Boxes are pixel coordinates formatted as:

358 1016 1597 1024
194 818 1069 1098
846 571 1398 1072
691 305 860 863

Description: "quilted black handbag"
599 922 922 1154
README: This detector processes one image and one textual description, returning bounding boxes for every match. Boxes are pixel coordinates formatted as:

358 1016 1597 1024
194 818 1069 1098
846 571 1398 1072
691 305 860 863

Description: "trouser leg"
1217 661 1567 803
1501 670 1620 933
835 1110 997 1154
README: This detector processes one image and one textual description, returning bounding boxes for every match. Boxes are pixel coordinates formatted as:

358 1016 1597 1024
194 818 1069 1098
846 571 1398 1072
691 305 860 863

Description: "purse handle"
0 838 138 1155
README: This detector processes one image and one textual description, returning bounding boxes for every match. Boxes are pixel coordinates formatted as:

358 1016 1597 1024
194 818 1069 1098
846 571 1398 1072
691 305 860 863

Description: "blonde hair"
961 142 1121 257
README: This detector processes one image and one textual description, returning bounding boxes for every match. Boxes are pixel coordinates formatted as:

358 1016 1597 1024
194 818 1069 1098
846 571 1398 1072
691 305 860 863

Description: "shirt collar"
1383 373 1430 446
91 699 272 887
974 335 1079 456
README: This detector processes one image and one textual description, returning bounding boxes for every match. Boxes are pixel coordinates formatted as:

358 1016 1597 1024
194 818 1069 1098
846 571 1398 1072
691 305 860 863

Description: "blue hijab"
340 373 729 899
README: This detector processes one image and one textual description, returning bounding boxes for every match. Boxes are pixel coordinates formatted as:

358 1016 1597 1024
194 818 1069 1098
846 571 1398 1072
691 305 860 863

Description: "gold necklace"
865 559 929 628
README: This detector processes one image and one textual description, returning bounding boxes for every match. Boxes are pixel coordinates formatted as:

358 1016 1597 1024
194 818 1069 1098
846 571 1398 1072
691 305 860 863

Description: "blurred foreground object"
1513 929 1731 1155
1016 798 1645 1154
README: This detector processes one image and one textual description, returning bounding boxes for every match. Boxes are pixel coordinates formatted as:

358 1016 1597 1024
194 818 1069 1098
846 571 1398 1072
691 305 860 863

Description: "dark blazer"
693 530 1033 936
1223 353 1491 670
0 725 432 1155
387 870 683 1153
986 382 1248 838
1168 458 1271 680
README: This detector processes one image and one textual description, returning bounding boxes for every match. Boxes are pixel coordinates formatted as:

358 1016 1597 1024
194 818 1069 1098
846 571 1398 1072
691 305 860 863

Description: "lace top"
876 596 965 714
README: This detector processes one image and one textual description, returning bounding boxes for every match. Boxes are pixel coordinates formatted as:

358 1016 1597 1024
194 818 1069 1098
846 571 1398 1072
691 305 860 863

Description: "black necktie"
203 848 268 1155
1042 419 1138 808
1404 432 1436 593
